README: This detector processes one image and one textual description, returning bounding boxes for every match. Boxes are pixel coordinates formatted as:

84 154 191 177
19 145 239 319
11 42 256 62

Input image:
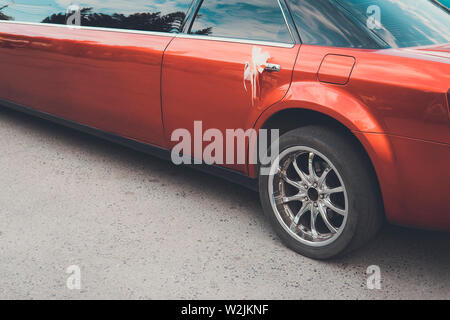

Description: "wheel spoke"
323 199 347 216
292 158 309 185
308 152 318 181
318 203 337 234
281 172 304 190
310 203 319 238
322 186 344 195
317 167 331 187
275 193 306 205
290 203 310 231
284 193 306 203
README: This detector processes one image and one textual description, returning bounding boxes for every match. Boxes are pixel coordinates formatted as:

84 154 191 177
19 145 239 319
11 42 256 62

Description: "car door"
162 0 300 173
0 0 192 147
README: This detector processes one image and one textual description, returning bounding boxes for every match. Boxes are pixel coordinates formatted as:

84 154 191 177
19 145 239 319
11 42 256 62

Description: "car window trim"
279 0 302 44
0 20 176 37
175 33 296 48
181 0 202 34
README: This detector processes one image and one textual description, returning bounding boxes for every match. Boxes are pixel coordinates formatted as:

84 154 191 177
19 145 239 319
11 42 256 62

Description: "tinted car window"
437 0 450 9
0 0 192 33
190 0 293 44
335 0 450 48
287 0 382 48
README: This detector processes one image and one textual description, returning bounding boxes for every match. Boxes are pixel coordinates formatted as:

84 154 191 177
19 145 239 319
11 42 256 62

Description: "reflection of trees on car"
0 5 13 21
41 7 212 35
193 27 212 35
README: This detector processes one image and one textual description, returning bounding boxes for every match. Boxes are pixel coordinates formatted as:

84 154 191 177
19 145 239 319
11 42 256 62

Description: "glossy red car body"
0 19 449 231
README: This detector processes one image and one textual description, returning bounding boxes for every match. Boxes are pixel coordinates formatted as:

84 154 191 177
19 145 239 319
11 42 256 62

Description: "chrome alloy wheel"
268 147 349 247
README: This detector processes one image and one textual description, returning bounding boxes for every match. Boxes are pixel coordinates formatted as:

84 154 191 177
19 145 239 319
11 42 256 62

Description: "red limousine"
0 0 449 259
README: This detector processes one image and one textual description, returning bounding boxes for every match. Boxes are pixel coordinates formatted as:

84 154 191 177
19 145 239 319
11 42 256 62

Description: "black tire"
259 125 384 259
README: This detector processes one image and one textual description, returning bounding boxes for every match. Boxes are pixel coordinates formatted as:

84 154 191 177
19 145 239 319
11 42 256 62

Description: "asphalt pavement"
0 107 449 300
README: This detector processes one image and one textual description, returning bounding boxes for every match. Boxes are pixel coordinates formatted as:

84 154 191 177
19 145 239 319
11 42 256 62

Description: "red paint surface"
0 23 170 146
0 22 449 230
162 37 299 172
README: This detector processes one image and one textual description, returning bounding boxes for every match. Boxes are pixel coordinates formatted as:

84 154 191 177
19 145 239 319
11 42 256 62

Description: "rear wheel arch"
250 107 386 219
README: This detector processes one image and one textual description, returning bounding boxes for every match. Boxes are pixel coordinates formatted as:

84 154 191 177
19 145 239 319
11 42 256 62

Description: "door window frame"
179 0 301 48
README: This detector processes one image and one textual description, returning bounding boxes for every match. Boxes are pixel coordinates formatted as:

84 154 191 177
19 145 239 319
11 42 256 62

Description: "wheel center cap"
308 188 319 202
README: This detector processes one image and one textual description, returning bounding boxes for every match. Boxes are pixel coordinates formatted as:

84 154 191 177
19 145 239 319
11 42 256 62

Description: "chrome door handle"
265 63 281 72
